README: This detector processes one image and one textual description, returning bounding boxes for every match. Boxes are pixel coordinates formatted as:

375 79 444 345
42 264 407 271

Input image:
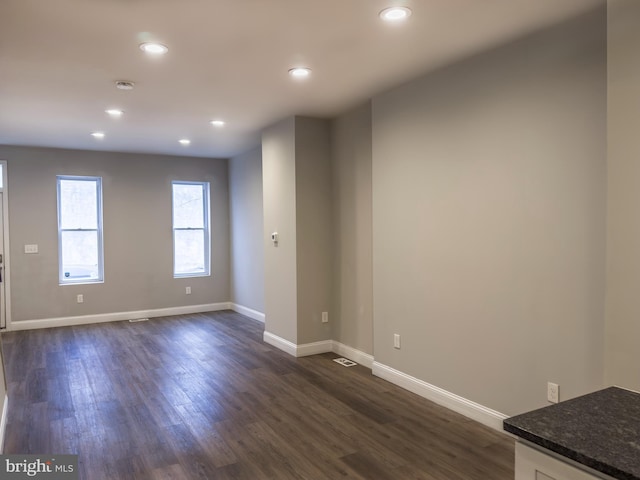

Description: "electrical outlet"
547 382 559 404
24 244 38 254
394 334 401 349
322 312 329 323
186 286 191 295
76 294 84 304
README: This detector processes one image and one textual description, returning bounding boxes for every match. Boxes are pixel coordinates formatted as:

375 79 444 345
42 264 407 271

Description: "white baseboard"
372 361 507 431
262 331 372 365
263 331 297 356
10 302 232 331
230 303 265 323
263 331 333 357
297 340 333 357
332 341 374 369
0 394 7 453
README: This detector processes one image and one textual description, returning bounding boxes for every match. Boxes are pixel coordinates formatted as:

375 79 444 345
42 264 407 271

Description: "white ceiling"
0 0 604 159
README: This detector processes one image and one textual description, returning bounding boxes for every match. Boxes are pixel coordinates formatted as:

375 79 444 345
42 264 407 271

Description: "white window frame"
172 181 211 278
57 175 104 285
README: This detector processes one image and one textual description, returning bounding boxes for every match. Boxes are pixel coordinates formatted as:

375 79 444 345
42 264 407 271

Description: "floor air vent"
129 318 149 323
333 357 357 367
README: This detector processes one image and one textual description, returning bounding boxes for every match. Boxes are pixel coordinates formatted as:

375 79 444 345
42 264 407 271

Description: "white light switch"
24 244 38 254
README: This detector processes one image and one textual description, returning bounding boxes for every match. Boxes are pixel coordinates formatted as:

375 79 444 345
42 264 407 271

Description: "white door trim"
0 161 9 330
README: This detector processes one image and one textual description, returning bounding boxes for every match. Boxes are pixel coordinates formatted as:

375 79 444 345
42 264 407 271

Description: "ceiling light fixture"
91 132 105 139
105 109 123 117
379 6 412 22
115 81 135 90
139 42 168 55
179 139 191 145
288 67 311 78
210 120 225 127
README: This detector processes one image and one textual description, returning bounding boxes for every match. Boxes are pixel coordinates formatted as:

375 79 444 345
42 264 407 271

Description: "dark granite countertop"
504 387 640 480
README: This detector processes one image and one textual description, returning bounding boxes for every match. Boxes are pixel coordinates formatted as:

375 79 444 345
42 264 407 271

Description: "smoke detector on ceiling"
115 81 135 90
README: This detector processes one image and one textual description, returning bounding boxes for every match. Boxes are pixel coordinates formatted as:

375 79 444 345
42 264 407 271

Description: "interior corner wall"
262 118 298 344
0 145 230 323
295 117 333 345
371 8 607 416
331 103 374 355
229 146 264 314
605 0 640 389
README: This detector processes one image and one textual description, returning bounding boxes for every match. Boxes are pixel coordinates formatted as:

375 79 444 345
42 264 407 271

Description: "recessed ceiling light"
115 80 135 90
210 120 225 127
139 42 168 55
105 109 123 117
288 67 311 78
179 139 191 145
379 6 412 22
91 132 105 139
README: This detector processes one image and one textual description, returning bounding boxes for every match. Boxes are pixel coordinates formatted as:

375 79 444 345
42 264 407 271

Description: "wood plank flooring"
1 311 514 479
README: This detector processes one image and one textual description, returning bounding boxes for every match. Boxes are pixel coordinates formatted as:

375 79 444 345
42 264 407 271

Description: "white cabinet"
515 443 615 480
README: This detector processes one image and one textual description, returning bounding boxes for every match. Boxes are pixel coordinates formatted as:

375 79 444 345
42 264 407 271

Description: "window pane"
58 175 103 284
173 183 204 229
59 179 98 229
174 229 205 275
172 181 209 277
61 230 99 280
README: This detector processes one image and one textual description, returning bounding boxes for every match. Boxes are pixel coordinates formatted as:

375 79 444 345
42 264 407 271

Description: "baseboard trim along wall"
332 341 374 369
263 331 298 356
230 303 265 323
296 340 333 357
10 302 231 331
0 395 8 453
372 362 507 431
262 330 505 431
262 332 333 357
262 331 374 368
11 307 506 433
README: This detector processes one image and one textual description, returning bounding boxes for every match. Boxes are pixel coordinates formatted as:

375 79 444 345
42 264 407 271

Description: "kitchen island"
504 387 640 480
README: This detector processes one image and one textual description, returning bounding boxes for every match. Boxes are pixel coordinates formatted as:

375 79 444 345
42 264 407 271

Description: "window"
57 176 104 284
172 181 210 277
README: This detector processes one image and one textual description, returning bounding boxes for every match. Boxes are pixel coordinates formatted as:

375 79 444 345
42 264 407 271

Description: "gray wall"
261 117 333 345
262 118 298 343
371 9 607 415
331 103 373 354
605 0 640 389
295 117 333 344
0 145 230 322
229 147 264 313
0 3 619 423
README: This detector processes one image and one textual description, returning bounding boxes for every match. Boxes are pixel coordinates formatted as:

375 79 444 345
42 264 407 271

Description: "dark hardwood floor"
1 311 514 479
